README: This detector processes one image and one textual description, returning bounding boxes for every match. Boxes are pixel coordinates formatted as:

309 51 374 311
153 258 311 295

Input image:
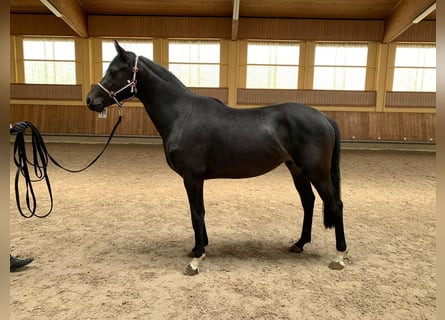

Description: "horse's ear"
114 40 126 57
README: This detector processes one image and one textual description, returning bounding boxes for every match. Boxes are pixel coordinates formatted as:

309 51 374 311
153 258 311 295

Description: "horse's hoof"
183 264 199 276
328 260 345 270
289 244 303 253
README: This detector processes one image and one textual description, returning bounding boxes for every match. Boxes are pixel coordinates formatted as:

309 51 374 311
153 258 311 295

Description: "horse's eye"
109 69 117 76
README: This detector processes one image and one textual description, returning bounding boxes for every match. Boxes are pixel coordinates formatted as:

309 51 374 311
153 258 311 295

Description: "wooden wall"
10 14 436 143
10 104 159 136
324 111 435 142
10 104 435 142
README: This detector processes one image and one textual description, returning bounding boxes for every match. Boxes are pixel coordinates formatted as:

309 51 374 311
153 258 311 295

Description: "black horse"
86 41 347 275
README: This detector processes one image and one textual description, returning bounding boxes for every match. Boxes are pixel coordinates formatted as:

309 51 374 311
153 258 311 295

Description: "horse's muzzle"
86 95 105 112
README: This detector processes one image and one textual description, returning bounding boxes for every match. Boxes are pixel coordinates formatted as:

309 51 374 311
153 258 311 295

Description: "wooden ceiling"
10 0 436 42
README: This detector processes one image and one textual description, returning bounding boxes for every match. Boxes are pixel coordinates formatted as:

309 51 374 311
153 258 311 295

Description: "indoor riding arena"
9 1 436 319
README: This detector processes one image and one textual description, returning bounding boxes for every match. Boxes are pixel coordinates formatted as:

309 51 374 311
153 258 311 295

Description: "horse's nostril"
86 96 91 105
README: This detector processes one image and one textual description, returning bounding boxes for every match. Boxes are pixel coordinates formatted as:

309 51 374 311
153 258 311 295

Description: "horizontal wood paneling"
324 111 435 142
88 16 232 38
11 105 435 142
11 13 435 43
399 112 435 141
237 89 376 106
394 20 436 42
81 0 233 16
238 19 385 41
10 104 159 136
10 0 431 21
10 104 96 134
10 14 78 36
11 84 83 100
238 0 400 20
326 111 371 140
385 91 436 108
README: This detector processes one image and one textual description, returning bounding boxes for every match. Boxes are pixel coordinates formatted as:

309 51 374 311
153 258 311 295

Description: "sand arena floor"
10 143 435 319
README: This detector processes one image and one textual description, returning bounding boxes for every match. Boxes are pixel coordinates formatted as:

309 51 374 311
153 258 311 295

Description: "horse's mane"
138 55 191 92
136 54 228 107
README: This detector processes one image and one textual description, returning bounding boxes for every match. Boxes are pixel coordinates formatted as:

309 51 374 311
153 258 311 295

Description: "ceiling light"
412 2 436 24
40 0 62 18
233 0 240 20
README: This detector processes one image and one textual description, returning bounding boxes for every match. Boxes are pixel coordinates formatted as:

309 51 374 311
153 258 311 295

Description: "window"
392 44 436 92
169 40 220 87
102 39 153 75
313 43 368 91
246 42 299 89
23 38 76 84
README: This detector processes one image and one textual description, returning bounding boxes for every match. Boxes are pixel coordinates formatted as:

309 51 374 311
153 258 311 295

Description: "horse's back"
166 98 337 179
195 98 337 159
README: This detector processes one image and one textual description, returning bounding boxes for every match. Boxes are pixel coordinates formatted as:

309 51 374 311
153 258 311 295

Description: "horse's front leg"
183 177 206 276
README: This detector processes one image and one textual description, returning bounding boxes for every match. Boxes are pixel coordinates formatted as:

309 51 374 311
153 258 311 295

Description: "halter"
97 55 139 110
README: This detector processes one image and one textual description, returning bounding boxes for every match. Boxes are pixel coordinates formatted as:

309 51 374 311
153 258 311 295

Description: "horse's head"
86 41 138 112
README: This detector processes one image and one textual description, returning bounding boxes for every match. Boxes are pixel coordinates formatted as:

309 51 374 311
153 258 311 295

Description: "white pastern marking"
332 250 348 265
189 254 206 271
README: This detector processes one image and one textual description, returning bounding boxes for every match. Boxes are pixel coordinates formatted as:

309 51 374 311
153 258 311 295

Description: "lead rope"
13 112 122 218
13 55 139 218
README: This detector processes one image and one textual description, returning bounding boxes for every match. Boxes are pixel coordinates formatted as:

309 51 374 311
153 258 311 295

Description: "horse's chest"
164 143 182 172
164 141 205 176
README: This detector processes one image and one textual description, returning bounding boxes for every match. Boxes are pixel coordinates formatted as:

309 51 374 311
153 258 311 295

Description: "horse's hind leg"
311 178 348 269
285 160 316 253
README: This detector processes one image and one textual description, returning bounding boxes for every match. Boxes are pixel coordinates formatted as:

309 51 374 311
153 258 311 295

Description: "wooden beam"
40 0 88 38
383 0 436 43
231 0 240 40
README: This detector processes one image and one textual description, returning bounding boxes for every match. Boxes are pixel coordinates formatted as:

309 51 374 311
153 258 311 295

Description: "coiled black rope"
12 115 122 218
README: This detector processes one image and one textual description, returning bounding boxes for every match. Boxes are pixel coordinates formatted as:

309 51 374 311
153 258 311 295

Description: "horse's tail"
323 117 342 229
328 117 341 200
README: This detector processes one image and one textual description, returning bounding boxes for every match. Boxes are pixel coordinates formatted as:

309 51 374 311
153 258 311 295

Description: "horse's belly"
165 120 291 179
204 149 288 179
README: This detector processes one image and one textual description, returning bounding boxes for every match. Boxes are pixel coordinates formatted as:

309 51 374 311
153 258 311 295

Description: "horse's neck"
136 58 192 138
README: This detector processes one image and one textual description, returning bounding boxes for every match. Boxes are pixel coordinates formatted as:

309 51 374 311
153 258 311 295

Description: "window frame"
391 42 436 92
22 36 77 85
168 39 221 88
313 42 369 91
245 41 300 89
